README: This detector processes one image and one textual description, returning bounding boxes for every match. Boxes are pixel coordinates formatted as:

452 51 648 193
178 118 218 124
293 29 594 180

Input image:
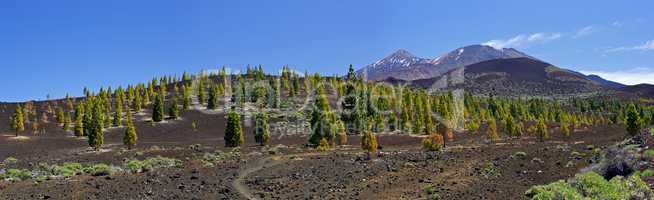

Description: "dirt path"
232 152 331 200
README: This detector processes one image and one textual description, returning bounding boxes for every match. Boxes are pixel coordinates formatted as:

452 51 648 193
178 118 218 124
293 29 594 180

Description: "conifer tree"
561 121 571 138
182 85 191 110
536 117 549 142
626 104 641 137
123 111 137 150
361 125 378 159
169 94 180 119
505 116 522 138
10 105 25 137
152 92 164 122
341 79 358 134
88 101 104 151
113 97 123 127
63 112 71 131
225 112 244 147
207 83 218 109
486 118 499 142
254 112 270 146
335 119 348 145
133 89 142 112
269 78 280 108
198 81 206 105
56 107 65 124
309 86 332 146
74 103 84 136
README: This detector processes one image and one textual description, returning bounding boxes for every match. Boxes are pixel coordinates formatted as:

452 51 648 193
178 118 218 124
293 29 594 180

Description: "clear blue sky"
1 0 653 102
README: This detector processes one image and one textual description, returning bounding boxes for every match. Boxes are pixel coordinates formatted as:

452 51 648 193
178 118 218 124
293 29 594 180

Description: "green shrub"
84 164 113 176
525 180 581 200
125 156 182 173
423 184 440 200
526 171 654 200
513 151 527 159
1 169 32 181
480 162 501 179
52 162 84 177
3 157 18 164
575 171 624 199
641 169 654 177
643 149 654 158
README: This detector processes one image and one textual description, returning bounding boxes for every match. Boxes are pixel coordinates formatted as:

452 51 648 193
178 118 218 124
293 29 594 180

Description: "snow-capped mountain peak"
357 44 532 81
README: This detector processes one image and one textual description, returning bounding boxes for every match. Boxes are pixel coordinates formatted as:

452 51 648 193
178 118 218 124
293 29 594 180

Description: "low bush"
512 151 528 159
84 164 113 176
526 171 653 200
423 184 441 200
643 149 654 158
1 169 32 181
317 138 330 152
480 162 501 179
525 180 581 200
641 169 654 177
422 134 444 151
3 157 18 165
125 156 182 173
52 162 84 177
200 148 241 167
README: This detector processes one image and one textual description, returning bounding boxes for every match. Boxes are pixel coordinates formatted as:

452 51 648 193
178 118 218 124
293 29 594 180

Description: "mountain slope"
409 57 602 96
619 84 654 98
585 74 626 89
357 45 530 81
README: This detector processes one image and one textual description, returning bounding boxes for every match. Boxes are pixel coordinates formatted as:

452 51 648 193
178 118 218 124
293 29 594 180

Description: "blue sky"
1 0 652 102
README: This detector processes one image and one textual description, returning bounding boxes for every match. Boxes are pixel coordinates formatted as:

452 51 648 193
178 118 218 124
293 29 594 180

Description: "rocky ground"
0 119 628 200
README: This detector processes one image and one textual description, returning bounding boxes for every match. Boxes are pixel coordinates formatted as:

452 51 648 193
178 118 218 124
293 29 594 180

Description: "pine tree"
88 101 104 151
56 107 65 124
561 121 571 138
626 104 641 137
10 105 25 137
225 112 244 147
74 103 85 136
207 83 218 109
335 119 348 145
197 81 206 105
486 118 499 142
269 78 280 108
123 111 138 150
152 92 164 122
361 125 378 159
169 95 180 119
182 85 191 110
536 117 549 142
341 80 358 134
505 116 522 138
309 86 332 146
133 89 142 112
63 112 71 131
113 97 123 127
254 112 270 146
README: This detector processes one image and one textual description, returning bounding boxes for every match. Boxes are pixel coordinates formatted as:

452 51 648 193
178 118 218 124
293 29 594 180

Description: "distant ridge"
356 44 530 81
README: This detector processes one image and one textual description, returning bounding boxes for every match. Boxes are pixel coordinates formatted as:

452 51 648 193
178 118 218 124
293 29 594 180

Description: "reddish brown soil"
0 99 629 199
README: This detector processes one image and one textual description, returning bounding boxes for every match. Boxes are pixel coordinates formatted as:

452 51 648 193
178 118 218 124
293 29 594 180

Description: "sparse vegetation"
125 156 182 173
422 133 444 151
526 171 653 200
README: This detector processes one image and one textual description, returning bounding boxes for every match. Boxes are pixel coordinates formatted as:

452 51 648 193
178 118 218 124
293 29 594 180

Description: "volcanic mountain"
619 84 654 98
405 57 603 96
357 45 530 81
